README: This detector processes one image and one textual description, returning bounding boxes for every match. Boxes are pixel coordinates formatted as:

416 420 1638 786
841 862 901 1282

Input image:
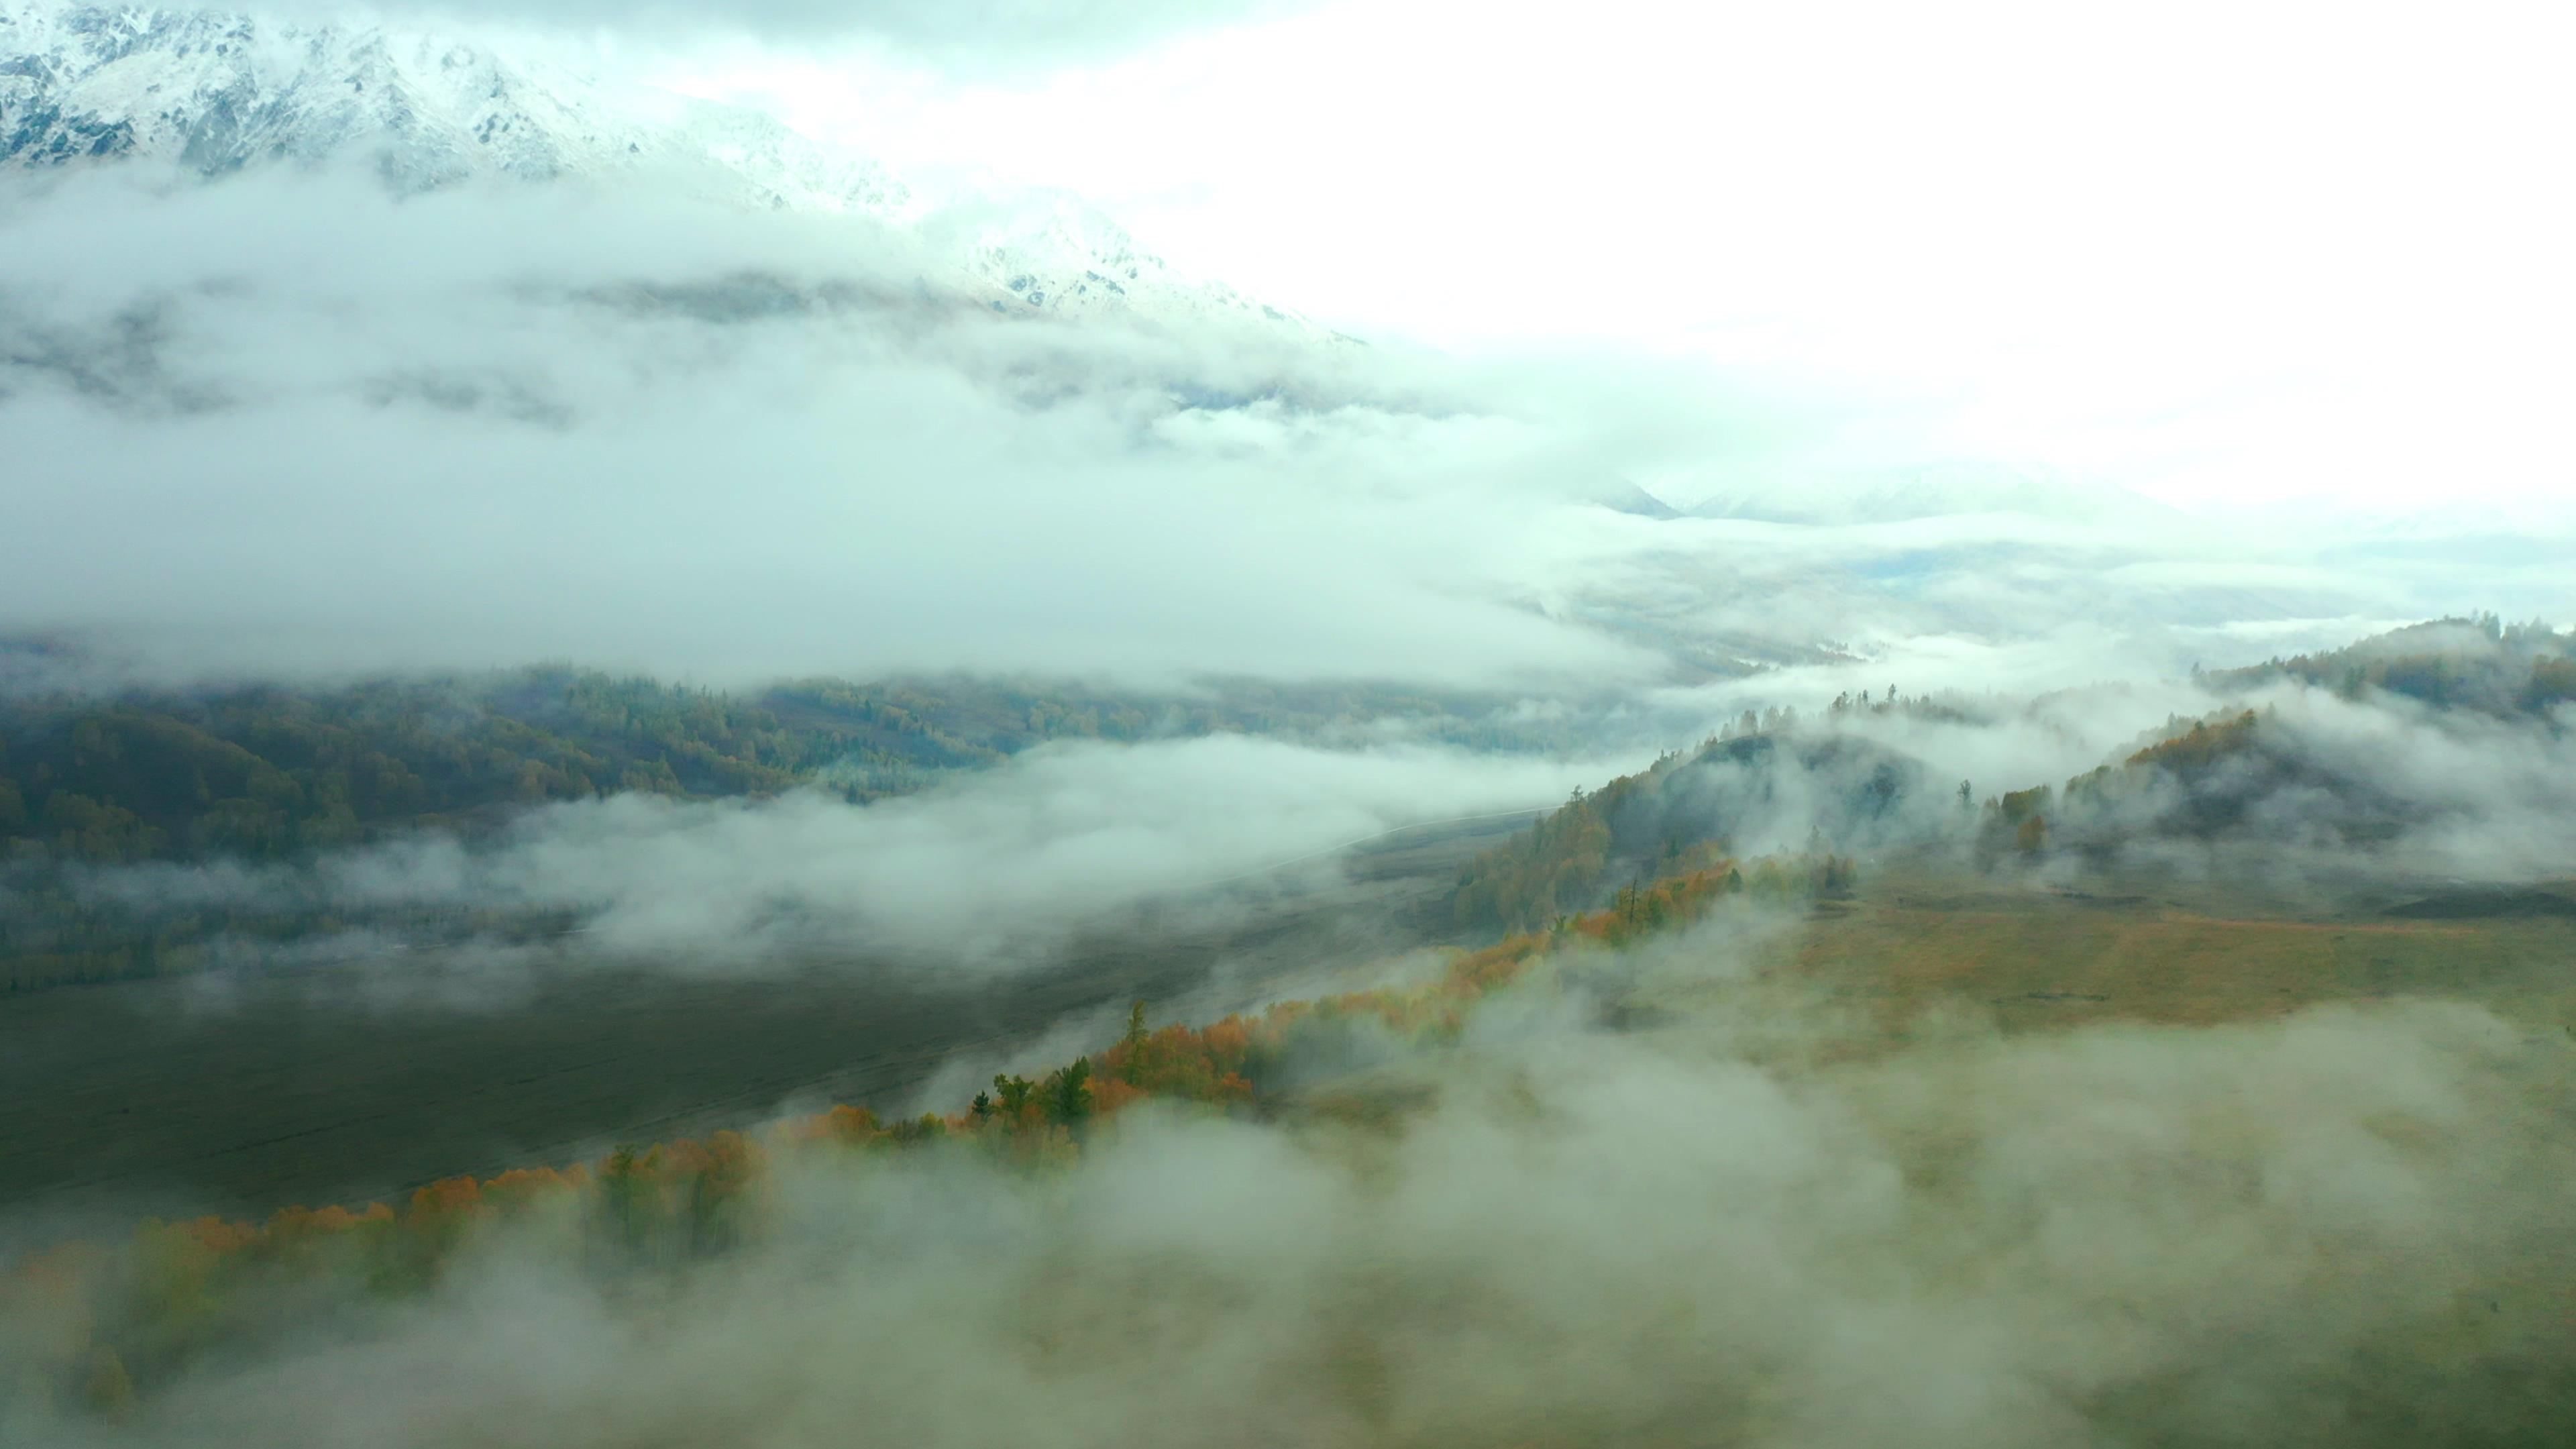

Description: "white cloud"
17 989 2574 1448
77 734 1622 967
672 0 2576 515
0 167 1664 688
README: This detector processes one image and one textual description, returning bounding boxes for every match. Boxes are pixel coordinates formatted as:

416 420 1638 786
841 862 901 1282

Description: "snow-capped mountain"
0 1 1291 328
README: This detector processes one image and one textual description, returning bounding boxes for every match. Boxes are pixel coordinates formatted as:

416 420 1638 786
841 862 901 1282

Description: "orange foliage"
1089 1077 1149 1116
408 1177 487 1219
672 1130 763 1181
1203 1016 1251 1065
174 1216 260 1254
262 1201 393 1244
482 1165 584 1213
2125 710 2261 774
812 1104 883 1145
1443 936 1547 994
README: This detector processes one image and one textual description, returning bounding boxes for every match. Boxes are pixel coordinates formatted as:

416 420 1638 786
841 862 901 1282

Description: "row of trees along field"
1 849 1849 1421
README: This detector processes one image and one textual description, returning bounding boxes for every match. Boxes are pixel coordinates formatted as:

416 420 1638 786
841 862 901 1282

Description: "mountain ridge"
0 0 1297 331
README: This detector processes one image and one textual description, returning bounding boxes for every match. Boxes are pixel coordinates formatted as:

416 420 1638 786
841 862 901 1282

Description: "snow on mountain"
0 1 1292 329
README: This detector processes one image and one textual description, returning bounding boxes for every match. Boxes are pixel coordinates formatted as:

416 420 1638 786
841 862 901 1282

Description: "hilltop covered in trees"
1447 615 2576 913
1976 708 2302 865
1452 712 1913 932
1976 700 2452 869
2206 613 2575 718
1981 619 2575 872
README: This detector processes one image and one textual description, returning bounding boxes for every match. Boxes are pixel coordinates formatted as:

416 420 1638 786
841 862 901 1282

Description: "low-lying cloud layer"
13 955 2571 1448
28 631 2575 1005
60 735 1618 969
5 162 2557 701
2052 684 2576 890
0 168 1658 690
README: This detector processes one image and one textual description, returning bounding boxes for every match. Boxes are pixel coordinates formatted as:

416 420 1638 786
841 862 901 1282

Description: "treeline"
0 669 1590 869
2207 614 2575 717
1970 617 2576 869
1 849 1839 1420
0 668 1601 994
0 673 821 867
1976 708 2284 865
0 670 838 994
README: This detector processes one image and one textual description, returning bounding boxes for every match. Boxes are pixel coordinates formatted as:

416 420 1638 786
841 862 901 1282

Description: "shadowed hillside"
0 669 1582 869
2208 613 2576 716
1454 722 1916 930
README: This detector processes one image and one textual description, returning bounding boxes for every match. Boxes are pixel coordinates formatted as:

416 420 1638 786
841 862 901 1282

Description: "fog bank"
14 977 2570 1448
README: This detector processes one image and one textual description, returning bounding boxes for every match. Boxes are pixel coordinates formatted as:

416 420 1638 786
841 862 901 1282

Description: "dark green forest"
0 668 1576 868
0 666 1583 993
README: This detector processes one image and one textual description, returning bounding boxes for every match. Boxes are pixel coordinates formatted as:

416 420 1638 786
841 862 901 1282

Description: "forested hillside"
0 667 1596 993
1456 615 2576 925
1984 617 2574 867
1454 706 1905 930
0 669 1571 869
2207 613 2576 716
0 675 815 865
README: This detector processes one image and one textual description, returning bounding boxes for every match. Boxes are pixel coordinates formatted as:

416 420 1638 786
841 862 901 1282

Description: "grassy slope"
1680 863 2576 1045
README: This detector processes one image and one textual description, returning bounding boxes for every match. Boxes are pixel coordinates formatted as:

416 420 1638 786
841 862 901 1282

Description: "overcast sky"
637 0 2575 518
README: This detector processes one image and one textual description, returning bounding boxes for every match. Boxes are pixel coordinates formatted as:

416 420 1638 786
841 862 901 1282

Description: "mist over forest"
5 1 2573 1445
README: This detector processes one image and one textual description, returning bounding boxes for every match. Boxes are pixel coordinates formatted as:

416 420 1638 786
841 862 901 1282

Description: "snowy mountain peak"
0 1 1290 327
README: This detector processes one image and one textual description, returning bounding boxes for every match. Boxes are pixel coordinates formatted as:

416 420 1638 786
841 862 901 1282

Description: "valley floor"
15 833 2572 1228
0 817 1521 1218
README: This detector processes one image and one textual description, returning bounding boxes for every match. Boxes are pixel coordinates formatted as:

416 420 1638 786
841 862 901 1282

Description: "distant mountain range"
0 0 1298 330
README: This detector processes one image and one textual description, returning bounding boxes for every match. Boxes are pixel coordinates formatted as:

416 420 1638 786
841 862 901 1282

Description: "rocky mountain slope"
0 1 1291 328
